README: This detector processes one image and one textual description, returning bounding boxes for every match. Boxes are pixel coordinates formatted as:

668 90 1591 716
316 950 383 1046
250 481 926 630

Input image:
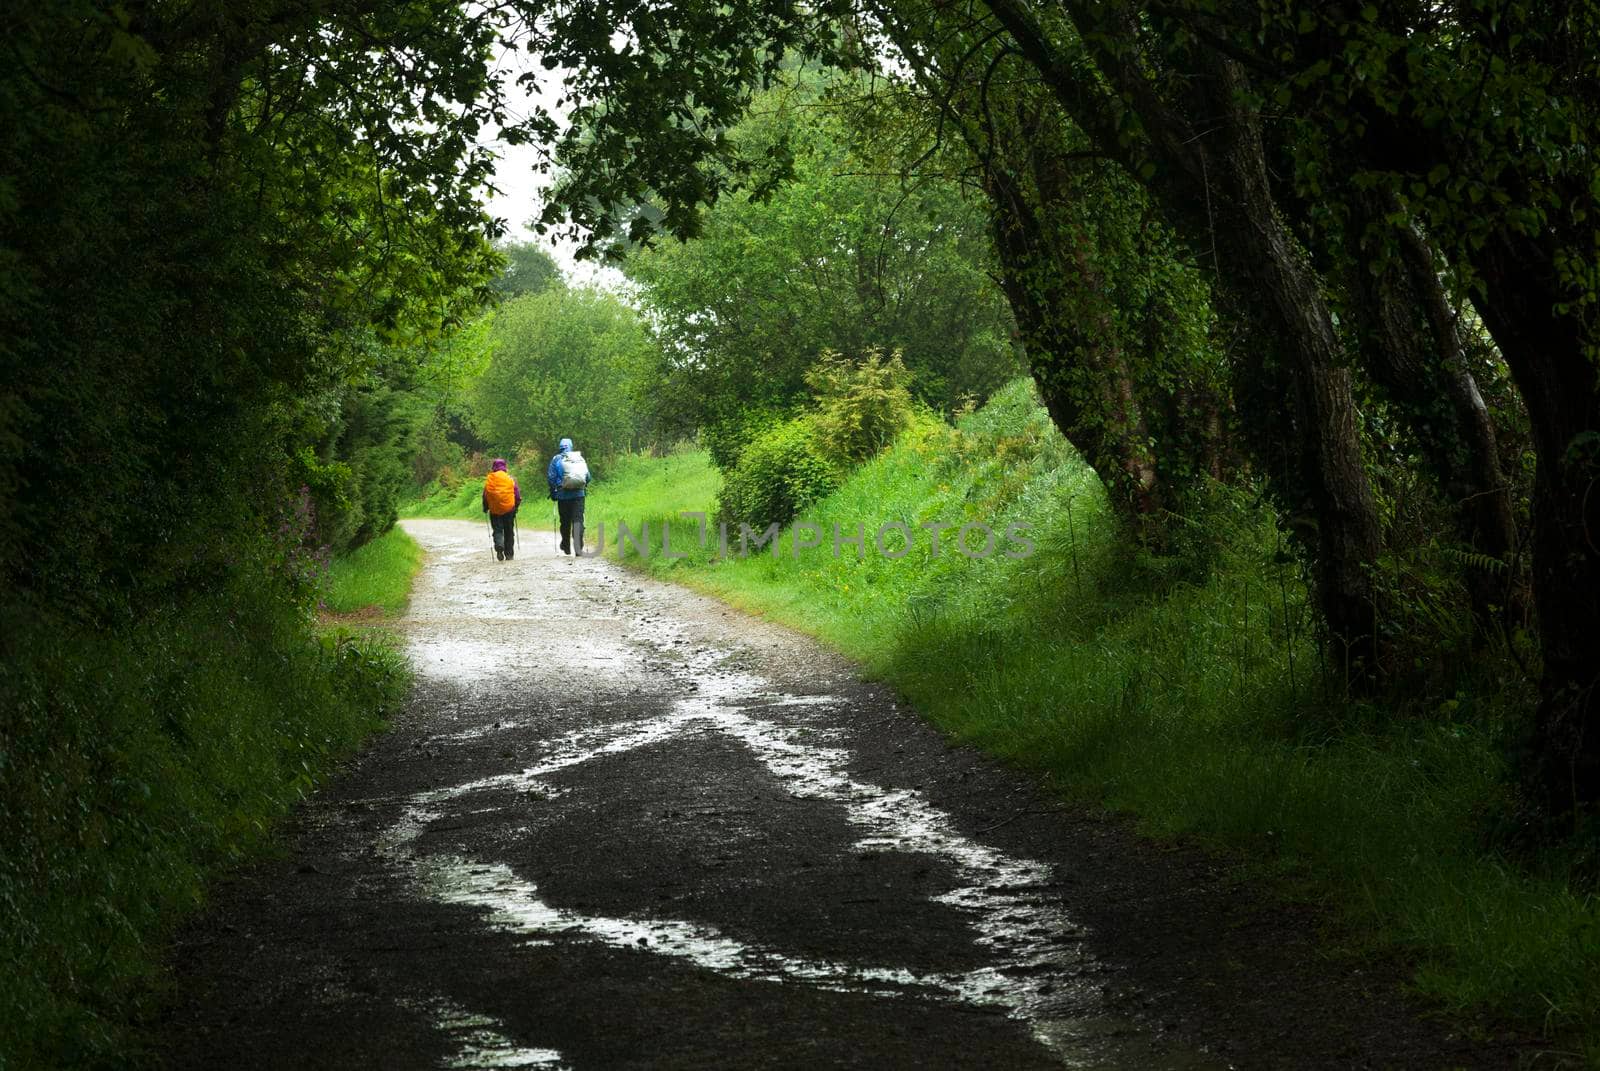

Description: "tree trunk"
981 0 1595 812
1393 224 1521 587
1471 227 1600 818
1314 11 1600 809
1345 193 1521 630
984 163 1164 527
1194 58 1384 677
982 0 1385 680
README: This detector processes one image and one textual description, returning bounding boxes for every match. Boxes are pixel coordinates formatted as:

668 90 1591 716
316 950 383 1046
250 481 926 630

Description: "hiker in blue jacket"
547 437 590 555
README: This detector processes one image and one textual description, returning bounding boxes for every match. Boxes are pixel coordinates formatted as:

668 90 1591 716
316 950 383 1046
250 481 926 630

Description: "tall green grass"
603 379 1598 1050
324 525 426 615
405 476 490 520
587 447 723 539
1 584 409 1067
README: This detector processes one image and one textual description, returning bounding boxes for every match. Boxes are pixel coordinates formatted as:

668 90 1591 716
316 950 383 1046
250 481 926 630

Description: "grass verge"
323 525 426 616
593 380 1598 1057
1 553 417 1067
405 477 485 520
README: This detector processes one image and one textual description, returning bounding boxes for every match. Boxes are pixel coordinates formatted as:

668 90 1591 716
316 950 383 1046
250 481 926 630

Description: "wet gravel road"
156 519 1525 1070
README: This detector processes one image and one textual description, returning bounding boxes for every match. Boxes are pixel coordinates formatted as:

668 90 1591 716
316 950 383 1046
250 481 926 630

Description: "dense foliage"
716 417 844 532
622 73 1022 451
714 349 915 529
806 349 916 464
1 0 503 1059
488 241 564 302
471 286 657 466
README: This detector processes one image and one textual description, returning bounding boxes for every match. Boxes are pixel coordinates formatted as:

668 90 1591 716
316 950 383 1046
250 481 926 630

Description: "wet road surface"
156 519 1524 1069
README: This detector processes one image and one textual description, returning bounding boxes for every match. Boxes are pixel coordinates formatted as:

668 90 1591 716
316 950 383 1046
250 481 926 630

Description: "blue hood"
558 438 573 453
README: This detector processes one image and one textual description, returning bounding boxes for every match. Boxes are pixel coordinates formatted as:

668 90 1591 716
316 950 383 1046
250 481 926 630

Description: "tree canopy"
490 241 564 301
621 72 1022 456
472 286 656 465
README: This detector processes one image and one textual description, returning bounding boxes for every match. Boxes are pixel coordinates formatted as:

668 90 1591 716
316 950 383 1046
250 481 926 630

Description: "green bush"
805 348 915 463
707 351 911 530
290 380 428 555
699 403 793 472
716 417 841 530
409 418 468 489
292 446 359 552
0 583 407 1067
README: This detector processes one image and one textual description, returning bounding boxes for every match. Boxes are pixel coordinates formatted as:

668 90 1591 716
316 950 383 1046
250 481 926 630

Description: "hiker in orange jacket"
482 459 522 561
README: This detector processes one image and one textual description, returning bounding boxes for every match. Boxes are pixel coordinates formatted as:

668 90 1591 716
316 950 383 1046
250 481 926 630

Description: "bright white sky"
478 42 627 290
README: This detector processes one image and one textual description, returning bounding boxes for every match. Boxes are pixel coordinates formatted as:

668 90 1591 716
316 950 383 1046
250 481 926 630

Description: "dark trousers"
490 509 517 558
558 497 585 554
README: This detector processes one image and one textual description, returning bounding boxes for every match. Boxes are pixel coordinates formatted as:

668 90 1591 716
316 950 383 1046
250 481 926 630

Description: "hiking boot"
559 542 570 554
495 548 504 561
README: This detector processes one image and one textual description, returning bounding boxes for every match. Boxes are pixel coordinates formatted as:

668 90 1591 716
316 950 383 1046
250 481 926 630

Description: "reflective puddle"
405 997 570 1070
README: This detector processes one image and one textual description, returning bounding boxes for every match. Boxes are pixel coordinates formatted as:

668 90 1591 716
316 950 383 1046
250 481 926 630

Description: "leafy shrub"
806 349 915 463
287 380 428 554
699 403 793 472
512 443 551 484
716 417 841 530
410 420 467 489
711 351 914 529
290 446 356 553
436 451 492 494
0 580 406 1066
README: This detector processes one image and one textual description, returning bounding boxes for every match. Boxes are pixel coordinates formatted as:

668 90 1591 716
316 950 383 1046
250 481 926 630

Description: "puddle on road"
405 634 638 697
407 639 512 685
414 851 937 998
404 997 569 1070
390 523 1222 1068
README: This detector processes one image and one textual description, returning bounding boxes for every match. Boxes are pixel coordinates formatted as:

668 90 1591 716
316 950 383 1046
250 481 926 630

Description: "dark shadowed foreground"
155 520 1526 1069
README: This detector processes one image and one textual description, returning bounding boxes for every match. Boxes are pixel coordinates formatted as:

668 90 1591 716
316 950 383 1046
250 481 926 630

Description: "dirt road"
155 519 1518 1069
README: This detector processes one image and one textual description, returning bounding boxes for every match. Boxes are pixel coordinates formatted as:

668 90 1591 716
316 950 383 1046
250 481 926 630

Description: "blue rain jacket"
547 438 589 501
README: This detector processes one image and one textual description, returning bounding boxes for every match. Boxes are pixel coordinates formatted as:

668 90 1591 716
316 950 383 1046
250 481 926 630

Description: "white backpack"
559 451 589 490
